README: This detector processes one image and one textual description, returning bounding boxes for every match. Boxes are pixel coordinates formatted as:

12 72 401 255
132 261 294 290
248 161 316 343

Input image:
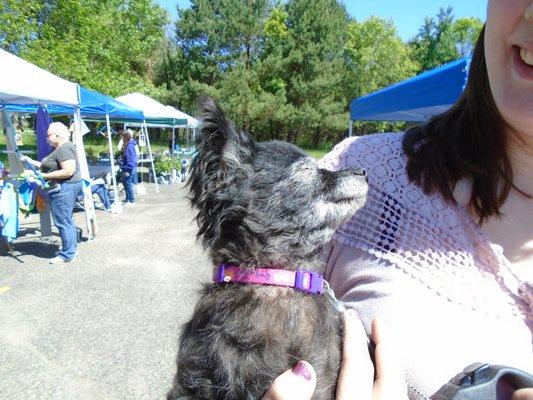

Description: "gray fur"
168 98 368 400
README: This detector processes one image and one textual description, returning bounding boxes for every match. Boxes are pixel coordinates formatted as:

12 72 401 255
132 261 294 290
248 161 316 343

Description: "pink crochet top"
318 132 532 399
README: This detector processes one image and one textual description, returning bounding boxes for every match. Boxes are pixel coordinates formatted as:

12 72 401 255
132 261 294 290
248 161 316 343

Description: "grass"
305 148 331 160
1 130 332 165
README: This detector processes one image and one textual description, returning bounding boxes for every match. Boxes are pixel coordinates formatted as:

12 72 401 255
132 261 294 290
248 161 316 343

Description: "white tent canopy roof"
0 49 79 106
115 92 177 124
165 106 198 128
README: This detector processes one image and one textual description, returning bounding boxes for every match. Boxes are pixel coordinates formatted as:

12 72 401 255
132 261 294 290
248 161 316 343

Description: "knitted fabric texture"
318 132 531 325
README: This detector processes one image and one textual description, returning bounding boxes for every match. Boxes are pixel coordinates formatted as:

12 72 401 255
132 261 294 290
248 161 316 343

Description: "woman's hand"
262 310 407 400
512 389 533 400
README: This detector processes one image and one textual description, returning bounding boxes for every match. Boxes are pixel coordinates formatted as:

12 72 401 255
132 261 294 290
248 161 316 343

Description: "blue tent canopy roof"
76 87 145 121
2 87 145 122
350 57 471 122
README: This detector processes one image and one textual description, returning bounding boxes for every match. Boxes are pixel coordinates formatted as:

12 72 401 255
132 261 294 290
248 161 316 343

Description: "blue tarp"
350 57 471 122
2 87 145 122
36 105 53 161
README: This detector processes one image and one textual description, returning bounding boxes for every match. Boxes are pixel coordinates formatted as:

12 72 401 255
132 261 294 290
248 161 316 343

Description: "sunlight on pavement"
0 286 11 294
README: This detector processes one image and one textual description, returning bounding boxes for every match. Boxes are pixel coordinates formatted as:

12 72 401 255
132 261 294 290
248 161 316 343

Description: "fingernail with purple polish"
292 361 312 381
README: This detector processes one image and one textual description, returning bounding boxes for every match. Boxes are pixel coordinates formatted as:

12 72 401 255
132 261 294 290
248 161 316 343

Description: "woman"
268 0 533 399
119 129 138 205
22 122 82 264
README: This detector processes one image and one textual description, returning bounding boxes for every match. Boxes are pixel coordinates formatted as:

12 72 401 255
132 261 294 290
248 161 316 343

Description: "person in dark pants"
22 122 82 264
119 130 138 206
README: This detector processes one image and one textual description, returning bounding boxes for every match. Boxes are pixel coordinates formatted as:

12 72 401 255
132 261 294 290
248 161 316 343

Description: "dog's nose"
351 168 368 182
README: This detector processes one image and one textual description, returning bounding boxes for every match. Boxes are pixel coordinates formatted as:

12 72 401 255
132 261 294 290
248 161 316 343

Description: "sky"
155 0 487 41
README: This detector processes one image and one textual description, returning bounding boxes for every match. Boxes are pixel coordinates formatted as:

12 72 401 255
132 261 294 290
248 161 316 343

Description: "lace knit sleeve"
317 137 360 171
321 132 528 322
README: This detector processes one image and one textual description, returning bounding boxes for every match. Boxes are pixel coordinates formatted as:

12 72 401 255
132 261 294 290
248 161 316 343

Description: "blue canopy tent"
66 87 158 203
74 88 158 205
5 87 158 206
6 87 145 121
350 57 471 128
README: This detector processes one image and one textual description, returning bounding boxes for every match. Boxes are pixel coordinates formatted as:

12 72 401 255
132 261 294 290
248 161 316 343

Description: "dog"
167 98 368 400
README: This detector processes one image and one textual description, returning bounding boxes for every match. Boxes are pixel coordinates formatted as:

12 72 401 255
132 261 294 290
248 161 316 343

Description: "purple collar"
213 263 325 295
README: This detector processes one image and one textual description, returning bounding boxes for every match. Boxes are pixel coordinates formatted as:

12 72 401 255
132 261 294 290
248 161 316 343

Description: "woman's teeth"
520 48 533 66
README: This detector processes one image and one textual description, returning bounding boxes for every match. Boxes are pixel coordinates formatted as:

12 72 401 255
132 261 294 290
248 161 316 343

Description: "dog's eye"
299 166 314 172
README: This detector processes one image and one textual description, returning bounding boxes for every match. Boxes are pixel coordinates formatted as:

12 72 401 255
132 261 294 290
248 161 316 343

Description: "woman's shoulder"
318 132 404 173
319 132 411 195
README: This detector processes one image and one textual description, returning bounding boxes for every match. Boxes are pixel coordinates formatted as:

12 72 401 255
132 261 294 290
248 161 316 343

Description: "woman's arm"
41 159 76 180
20 155 41 168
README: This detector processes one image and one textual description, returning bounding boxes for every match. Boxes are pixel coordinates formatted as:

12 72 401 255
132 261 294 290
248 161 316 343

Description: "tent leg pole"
106 114 121 213
143 120 159 193
348 119 353 138
73 108 97 239
172 126 175 158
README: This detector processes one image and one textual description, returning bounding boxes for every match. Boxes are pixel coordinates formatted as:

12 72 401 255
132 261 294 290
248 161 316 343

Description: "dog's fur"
167 98 368 400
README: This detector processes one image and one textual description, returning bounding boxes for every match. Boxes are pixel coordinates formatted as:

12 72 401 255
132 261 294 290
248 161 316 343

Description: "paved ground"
0 183 211 399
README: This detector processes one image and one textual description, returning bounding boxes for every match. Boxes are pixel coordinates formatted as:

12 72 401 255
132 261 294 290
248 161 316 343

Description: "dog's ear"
187 97 255 246
195 97 255 166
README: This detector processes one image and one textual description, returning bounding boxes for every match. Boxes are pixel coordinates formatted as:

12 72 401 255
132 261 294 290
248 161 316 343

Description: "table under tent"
0 49 97 243
348 57 471 132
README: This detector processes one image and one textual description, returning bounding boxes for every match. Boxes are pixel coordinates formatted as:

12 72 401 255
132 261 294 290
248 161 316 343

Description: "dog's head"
188 98 367 268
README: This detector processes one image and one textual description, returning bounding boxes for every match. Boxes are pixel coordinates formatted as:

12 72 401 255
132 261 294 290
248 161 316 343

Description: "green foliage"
409 7 458 71
0 1 483 146
408 7 483 72
154 156 182 175
3 0 168 97
264 7 288 41
453 17 484 57
0 0 43 53
344 17 419 98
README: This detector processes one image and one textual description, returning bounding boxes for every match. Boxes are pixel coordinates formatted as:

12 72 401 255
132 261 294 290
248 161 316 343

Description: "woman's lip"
512 46 533 81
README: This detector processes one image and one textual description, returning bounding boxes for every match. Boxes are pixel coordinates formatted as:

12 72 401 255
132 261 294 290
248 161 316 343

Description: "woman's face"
47 130 60 148
485 0 533 137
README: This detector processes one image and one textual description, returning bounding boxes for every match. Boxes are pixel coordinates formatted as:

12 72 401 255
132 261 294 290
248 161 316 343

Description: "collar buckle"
294 269 324 295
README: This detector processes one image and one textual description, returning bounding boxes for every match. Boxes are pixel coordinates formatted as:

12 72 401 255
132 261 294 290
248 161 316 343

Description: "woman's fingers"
512 388 533 400
262 361 316 400
336 309 374 400
371 317 408 400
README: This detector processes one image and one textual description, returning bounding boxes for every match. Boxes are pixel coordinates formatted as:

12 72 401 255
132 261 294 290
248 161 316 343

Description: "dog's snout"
351 168 368 182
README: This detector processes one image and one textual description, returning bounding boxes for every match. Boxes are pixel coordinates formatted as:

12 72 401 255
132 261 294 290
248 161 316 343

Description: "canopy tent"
0 49 78 106
4 87 144 121
75 87 158 201
116 93 193 182
164 105 198 152
0 50 97 239
115 93 187 126
350 57 471 123
164 106 198 128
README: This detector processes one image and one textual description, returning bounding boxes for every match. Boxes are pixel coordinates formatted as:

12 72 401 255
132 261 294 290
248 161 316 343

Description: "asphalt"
0 183 211 399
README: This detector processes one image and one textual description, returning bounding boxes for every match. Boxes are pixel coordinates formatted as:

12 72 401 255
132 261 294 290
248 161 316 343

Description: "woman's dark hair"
402 25 526 224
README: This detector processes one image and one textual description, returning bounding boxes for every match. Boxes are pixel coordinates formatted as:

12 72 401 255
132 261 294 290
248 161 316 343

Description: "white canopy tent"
0 49 97 238
116 93 192 184
164 105 198 150
0 49 78 106
116 93 181 126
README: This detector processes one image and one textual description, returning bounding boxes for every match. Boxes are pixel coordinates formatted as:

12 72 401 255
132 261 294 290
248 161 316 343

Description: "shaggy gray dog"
167 98 368 400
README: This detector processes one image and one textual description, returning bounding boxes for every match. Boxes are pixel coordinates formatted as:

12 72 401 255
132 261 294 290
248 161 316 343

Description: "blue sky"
155 0 487 41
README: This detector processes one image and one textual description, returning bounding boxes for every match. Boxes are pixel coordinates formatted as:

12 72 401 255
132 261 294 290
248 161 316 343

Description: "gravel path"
0 183 210 399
